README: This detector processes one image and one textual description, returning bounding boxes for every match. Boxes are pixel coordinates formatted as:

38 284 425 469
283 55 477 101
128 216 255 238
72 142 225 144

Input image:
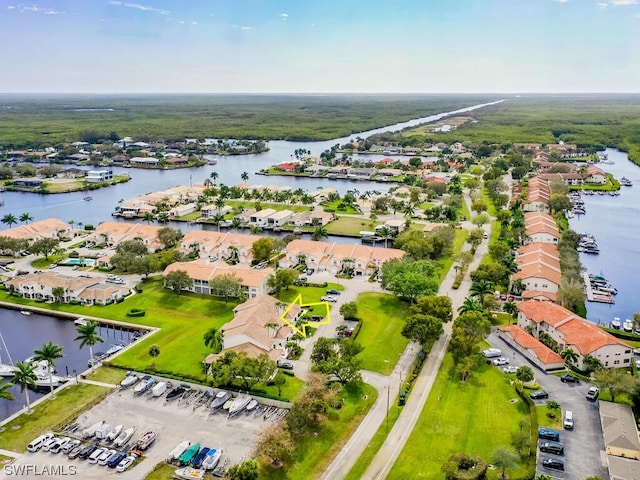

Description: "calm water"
568 148 640 324
0 311 137 420
0 100 502 225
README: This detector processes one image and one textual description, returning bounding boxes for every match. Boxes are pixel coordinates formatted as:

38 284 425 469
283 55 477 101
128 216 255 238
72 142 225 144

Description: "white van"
482 348 503 358
563 410 574 430
27 432 55 452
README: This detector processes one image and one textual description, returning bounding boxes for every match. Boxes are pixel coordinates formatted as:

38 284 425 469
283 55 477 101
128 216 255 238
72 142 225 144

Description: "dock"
583 273 615 304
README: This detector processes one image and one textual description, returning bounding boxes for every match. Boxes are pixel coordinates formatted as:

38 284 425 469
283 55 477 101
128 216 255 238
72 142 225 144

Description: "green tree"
12 361 37 413
545 400 561 419
227 459 259 480
401 314 444 349
1 214 17 229
30 237 60 260
339 301 358 320
75 321 104 374
209 272 243 302
378 225 394 248
157 211 170 224
253 422 294 468
252 237 275 263
503 301 518 319
0 379 15 401
492 446 519 479
267 268 299 295
593 368 639 402
311 338 363 385
164 270 194 295
469 280 494 307
19 213 33 225
410 296 453 323
457 297 483 315
203 327 223 353
455 354 478 383
241 171 250 182
52 286 65 303
212 213 226 232
156 226 183 249
33 341 64 398
272 371 287 397
312 225 328 241
209 171 219 186
511 429 530 456
560 347 579 365
381 259 439 303
148 344 160 369
516 365 534 383
142 212 155 225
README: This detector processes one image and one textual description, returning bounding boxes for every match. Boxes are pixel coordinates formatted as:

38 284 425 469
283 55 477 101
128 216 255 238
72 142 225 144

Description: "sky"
1 0 640 93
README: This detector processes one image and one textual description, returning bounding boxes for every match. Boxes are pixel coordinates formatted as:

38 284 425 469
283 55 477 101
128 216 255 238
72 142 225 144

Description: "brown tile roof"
512 263 561 286
521 290 557 302
163 259 272 287
0 218 69 240
517 242 559 257
499 325 564 364
525 223 559 237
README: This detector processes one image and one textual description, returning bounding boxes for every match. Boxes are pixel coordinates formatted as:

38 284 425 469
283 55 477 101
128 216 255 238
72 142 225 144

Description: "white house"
86 169 114 183
249 208 277 226
200 205 233 218
168 203 196 218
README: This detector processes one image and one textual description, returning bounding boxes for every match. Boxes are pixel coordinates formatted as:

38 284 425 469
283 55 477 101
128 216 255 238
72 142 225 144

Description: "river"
568 148 640 325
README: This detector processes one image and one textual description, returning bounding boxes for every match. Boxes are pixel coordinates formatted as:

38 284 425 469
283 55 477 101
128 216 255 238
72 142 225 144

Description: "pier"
583 273 615 304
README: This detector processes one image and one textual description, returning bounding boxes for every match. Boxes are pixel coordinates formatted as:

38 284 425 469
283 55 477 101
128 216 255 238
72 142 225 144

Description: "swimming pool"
63 258 96 266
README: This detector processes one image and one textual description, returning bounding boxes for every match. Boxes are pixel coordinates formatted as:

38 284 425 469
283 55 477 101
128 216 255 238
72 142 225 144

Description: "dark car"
539 441 564 455
107 451 127 468
78 443 98 459
278 361 294 370
542 457 564 471
326 289 341 295
560 374 580 384
529 390 549 400
310 315 324 322
538 428 560 442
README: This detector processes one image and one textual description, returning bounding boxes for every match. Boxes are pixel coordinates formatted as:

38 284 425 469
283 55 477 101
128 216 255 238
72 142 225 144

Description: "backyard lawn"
355 293 410 375
389 354 531 479
325 216 377 237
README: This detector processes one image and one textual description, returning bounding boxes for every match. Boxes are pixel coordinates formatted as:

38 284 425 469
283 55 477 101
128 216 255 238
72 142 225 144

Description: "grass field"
388 353 530 479
0 94 490 145
325 216 376 236
143 463 176 480
355 293 411 375
0 383 111 452
260 383 377 480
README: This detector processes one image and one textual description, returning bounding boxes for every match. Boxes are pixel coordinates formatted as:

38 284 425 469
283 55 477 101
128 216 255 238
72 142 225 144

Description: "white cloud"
109 1 170 15
597 2 609 8
280 13 288 21
553 0 570 3
240 26 252 30
610 0 639 5
21 5 62 15
7 5 15 10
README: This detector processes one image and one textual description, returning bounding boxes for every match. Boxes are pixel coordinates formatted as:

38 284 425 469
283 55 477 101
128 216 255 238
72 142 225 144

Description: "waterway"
568 148 640 325
0 100 502 226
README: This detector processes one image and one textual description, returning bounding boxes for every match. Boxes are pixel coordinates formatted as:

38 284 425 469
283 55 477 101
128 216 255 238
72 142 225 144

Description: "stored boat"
246 399 258 412
74 318 87 326
222 399 234 411
134 375 155 395
228 394 252 415
166 384 189 401
133 430 157 451
152 381 168 397
611 317 621 330
20 311 31 316
168 440 191 462
191 447 210 468
623 319 634 332
106 424 123 442
211 391 232 411
120 372 139 388
114 426 136 448
82 420 106 439
173 467 205 480
178 442 201 466
202 449 222 470
105 344 125 356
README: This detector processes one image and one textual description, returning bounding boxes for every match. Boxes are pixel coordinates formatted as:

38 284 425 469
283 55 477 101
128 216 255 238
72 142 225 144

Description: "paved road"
320 192 490 480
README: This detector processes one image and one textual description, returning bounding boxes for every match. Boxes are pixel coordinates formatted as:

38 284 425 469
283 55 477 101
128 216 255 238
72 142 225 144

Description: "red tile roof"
499 325 564 364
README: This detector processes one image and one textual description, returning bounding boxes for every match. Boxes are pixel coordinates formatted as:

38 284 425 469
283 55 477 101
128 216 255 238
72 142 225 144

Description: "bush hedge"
126 308 146 317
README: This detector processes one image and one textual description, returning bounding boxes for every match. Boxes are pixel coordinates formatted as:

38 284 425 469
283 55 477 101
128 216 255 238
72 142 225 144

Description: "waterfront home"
86 169 114 183
163 260 272 298
522 176 550 213
200 205 233 218
265 210 294 228
178 230 256 264
347 168 376 180
584 165 607 184
90 221 164 252
281 239 404 276
118 200 157 217
249 208 277 226
12 178 44 188
497 325 565 371
524 212 559 244
0 218 70 242
129 157 160 167
312 187 338 201
538 172 584 186
288 211 334 227
511 263 561 299
5 271 129 305
517 300 632 370
203 294 297 366
168 203 196 219
233 208 257 225
376 219 406 235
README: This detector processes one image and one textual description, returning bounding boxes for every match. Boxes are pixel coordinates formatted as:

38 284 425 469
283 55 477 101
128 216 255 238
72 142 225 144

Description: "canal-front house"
522 176 550 213
5 271 129 305
517 301 633 370
90 222 165 252
0 218 71 242
162 260 272 298
86 169 114 183
514 242 561 301
178 230 256 264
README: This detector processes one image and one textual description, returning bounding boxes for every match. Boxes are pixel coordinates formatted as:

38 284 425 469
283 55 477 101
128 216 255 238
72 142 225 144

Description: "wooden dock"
583 273 615 304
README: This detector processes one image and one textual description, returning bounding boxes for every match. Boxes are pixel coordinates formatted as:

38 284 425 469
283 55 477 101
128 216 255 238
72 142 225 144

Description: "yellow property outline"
280 293 331 338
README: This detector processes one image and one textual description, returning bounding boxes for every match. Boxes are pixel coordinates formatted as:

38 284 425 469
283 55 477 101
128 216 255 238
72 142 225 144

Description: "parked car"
492 357 510 366
294 277 307 286
560 374 580 384
634 347 640 356
306 268 315 275
49 437 71 454
116 454 138 472
88 447 105 464
481 348 502 358
78 443 98 459
539 441 564 455
107 451 127 469
542 457 565 471
563 410 574 430
310 315 324 322
41 436 59 452
278 361 294 370
48 263 57 269
326 289 341 295
62 439 81 454
502 365 518 374
27 432 55 452
530 390 549 400
67 445 83 459
586 386 599 401
321 295 338 303
538 428 560 441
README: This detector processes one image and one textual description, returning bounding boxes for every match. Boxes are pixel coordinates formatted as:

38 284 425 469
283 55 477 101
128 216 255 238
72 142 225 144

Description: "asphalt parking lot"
1 385 277 480
489 331 610 480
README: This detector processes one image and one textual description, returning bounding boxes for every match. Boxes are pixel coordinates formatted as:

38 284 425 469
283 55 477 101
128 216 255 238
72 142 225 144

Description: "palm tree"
148 344 160 369
0 379 15 401
203 327 223 353
403 203 416 218
157 212 170 224
503 301 518 320
212 213 225 232
142 212 155 225
470 280 494 306
1 214 17 229
32 341 64 398
210 171 219 185
75 321 104 374
214 196 226 213
231 217 243 231
241 171 249 182
312 226 328 241
560 347 579 365
545 400 561 419
378 225 393 248
19 213 33 225
457 297 483 315
12 361 37 413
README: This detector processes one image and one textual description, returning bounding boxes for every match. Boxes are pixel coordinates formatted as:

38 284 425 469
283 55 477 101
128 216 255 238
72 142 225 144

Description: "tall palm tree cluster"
1 321 103 414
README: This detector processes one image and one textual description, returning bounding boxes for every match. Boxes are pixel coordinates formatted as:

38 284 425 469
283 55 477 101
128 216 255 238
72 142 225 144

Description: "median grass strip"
355 293 410 375
388 353 530 479
0 383 111 452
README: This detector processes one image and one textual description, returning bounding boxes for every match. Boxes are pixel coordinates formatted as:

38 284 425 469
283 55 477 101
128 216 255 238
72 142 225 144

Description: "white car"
492 357 510 366
49 437 71 454
502 365 518 374
41 436 59 452
321 296 338 303
88 447 105 464
98 449 116 466
116 455 137 472
61 439 81 454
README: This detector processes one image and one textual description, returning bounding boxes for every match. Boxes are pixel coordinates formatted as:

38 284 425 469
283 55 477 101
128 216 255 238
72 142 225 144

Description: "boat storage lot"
1 387 270 480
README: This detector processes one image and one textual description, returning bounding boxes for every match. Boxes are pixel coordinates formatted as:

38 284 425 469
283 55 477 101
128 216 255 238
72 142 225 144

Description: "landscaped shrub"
68 300 81 305
350 319 363 340
441 453 487 480
126 308 146 317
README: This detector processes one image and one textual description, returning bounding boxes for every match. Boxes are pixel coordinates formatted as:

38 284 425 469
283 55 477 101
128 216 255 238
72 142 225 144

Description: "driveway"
488 331 609 480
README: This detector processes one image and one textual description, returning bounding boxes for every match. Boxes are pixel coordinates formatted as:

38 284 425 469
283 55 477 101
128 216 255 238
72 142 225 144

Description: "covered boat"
121 373 139 388
106 424 123 442
167 384 189 401
191 447 210 468
168 440 191 462
114 426 136 448
229 394 252 415
178 442 201 466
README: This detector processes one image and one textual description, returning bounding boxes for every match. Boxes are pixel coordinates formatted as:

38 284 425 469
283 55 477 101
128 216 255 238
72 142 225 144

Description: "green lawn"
437 228 468 282
0 383 111 452
355 293 410 375
277 283 343 305
260 383 377 480
322 200 361 215
325 216 375 236
143 463 176 480
86 365 130 385
389 353 531 479
226 200 311 213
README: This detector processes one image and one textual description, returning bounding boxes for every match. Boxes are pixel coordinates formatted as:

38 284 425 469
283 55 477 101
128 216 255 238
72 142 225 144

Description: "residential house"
523 176 551 213
517 300 633 370
0 218 70 242
200 205 233 218
12 178 43 188
347 168 376 180
86 169 114 183
376 219 406 235
511 263 561 299
168 203 196 219
312 187 338 201
599 401 640 461
118 200 157 218
584 165 607 184
163 260 273 298
288 211 333 227
249 208 277 226
498 325 565 371
265 210 294 228
178 230 256 264
90 222 164 252
129 157 160 167
538 172 584 186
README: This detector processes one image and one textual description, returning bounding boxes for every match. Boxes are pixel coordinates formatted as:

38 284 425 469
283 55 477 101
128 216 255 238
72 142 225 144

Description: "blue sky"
1 0 640 93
